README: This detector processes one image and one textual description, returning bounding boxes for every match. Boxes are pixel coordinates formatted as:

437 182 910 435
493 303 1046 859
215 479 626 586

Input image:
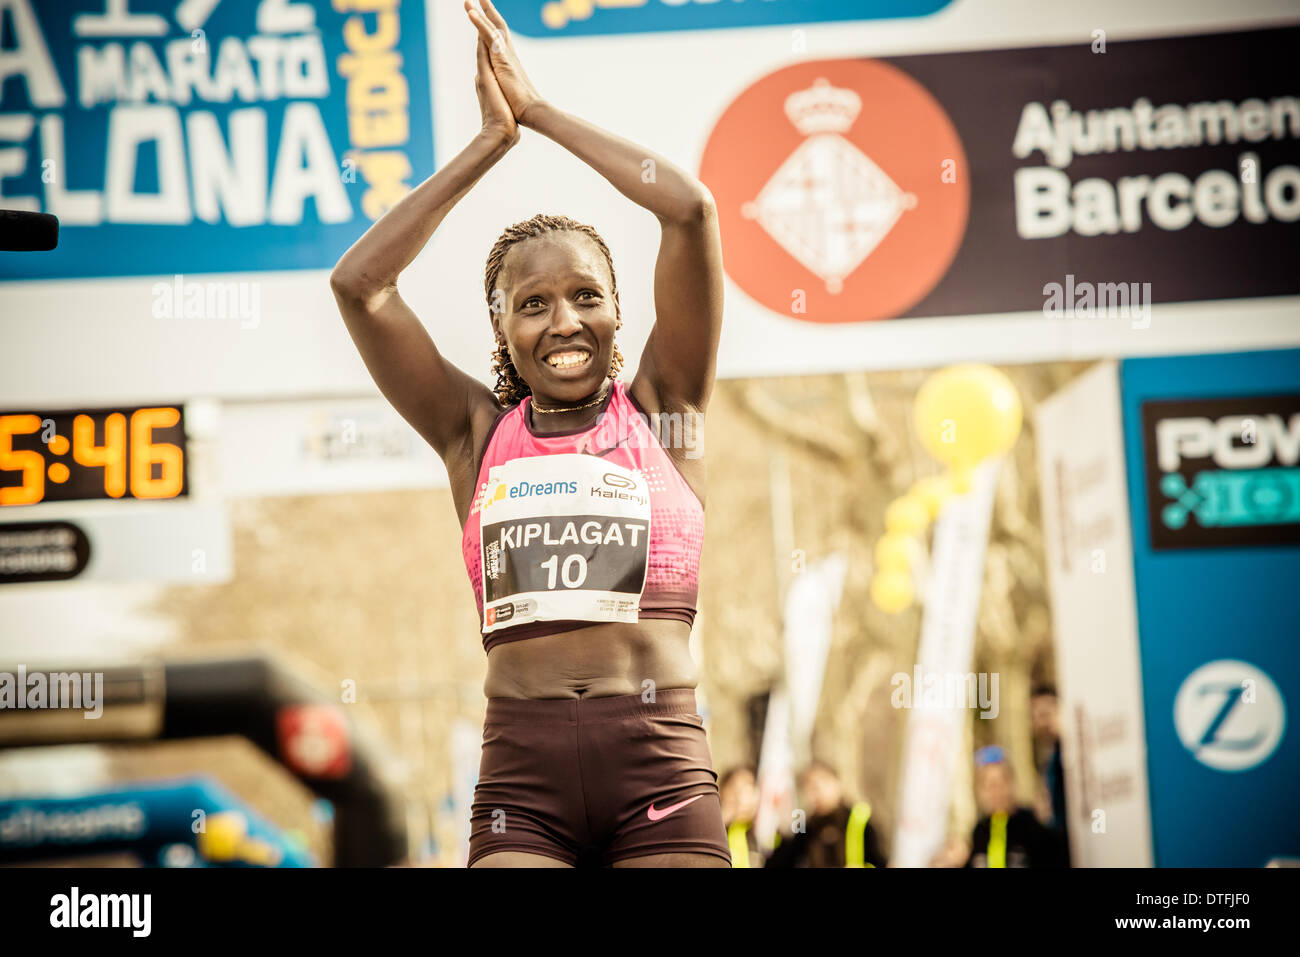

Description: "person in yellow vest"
965 746 1067 868
764 761 885 868
719 766 764 869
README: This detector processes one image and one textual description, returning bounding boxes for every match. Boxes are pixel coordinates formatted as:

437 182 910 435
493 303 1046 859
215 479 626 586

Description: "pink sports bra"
461 378 704 653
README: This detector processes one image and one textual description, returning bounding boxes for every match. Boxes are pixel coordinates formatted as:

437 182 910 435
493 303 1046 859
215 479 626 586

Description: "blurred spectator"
1031 686 1068 836
765 760 885 868
965 746 1066 868
719 765 764 868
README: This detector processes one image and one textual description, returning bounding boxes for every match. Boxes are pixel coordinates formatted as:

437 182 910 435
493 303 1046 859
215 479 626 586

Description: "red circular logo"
701 59 969 323
276 704 352 779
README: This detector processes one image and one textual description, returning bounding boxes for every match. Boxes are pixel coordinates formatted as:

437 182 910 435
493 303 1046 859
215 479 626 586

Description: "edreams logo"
1142 395 1300 549
493 0 954 37
701 61 969 323
482 477 579 509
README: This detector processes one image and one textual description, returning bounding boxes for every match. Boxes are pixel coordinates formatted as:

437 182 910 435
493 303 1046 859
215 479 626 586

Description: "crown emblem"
784 78 861 135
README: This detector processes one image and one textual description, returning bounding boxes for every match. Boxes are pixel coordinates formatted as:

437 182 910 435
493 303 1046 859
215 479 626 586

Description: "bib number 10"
540 553 589 589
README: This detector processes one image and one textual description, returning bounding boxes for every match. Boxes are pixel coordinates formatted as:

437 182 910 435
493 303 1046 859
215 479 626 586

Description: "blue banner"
493 0 952 37
0 777 317 866
1121 348 1300 866
0 0 433 280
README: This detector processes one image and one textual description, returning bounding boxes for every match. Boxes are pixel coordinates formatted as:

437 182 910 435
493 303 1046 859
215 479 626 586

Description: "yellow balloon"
874 533 914 572
913 475 952 518
871 570 914 613
198 811 246 862
914 364 1023 468
885 496 929 534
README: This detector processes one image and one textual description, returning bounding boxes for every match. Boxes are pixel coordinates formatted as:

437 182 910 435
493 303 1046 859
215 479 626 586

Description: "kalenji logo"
701 60 969 323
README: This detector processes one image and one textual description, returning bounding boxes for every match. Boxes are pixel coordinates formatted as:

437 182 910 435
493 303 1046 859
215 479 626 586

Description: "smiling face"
492 231 619 405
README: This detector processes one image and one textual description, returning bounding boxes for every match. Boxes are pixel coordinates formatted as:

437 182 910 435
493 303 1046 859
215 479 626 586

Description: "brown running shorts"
468 688 731 867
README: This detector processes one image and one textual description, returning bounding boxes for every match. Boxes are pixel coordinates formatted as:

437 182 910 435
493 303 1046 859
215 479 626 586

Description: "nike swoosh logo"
584 436 630 458
646 794 705 822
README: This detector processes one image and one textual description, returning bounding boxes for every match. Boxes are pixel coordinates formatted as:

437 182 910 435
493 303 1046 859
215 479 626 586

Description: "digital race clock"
0 406 188 506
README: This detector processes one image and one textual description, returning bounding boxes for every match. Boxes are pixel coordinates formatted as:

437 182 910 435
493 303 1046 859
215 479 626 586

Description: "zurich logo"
1173 659 1286 772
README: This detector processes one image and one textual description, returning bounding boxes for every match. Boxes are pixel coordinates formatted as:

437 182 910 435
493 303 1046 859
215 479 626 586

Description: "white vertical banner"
754 552 848 846
1035 362 1153 867
753 684 794 849
890 459 1001 867
786 552 849 763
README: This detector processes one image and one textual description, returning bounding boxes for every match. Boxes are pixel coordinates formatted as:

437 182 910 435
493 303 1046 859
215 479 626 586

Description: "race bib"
479 453 651 633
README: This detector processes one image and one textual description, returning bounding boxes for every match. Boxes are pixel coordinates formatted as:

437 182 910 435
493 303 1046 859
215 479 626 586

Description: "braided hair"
484 213 625 407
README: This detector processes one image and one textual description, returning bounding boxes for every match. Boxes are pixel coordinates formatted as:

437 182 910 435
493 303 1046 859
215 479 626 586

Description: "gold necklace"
530 380 611 414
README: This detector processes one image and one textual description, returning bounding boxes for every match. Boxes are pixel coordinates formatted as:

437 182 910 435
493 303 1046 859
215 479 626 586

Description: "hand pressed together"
465 0 546 129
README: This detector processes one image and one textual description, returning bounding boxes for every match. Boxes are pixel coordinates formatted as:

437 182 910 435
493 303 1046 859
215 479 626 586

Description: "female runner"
330 0 725 867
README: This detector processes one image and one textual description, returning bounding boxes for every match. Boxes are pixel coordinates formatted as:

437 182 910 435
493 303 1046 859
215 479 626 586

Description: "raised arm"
527 102 722 412
466 0 724 413
330 37 515 461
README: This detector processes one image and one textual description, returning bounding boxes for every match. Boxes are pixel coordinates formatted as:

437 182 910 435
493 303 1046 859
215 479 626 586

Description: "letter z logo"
1173 659 1287 772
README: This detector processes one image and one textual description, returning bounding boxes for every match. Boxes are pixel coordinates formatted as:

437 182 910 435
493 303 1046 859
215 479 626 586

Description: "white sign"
219 397 445 498
890 459 1000 868
783 552 848 767
1 503 231 586
3 2 1298 409
1035 360 1153 866
753 683 795 851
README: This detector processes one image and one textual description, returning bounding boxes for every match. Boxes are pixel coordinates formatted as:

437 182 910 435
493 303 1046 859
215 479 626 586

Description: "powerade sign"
0 0 433 280
1142 395 1300 550
493 0 952 37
